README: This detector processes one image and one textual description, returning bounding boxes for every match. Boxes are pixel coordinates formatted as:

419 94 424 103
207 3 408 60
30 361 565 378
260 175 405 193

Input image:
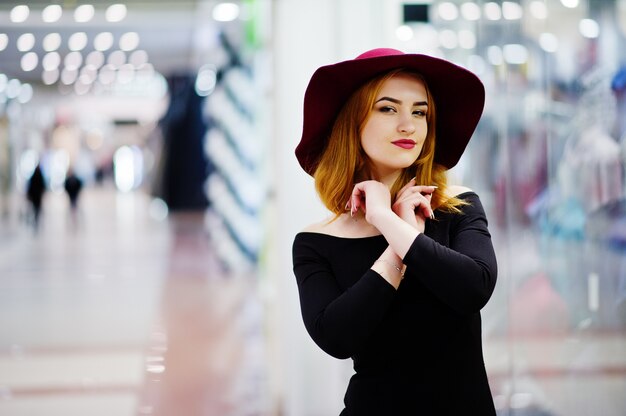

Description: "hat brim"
296 51 485 175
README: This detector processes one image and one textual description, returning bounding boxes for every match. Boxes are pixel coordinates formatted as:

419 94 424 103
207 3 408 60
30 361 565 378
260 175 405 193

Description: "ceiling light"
0 34 8 52
503 44 528 64
98 65 116 85
80 66 97 84
61 68 78 85
502 2 523 20
64 51 83 71
68 32 88 51
17 33 35 52
579 18 599 38
6 79 22 99
119 32 140 51
106 4 127 22
396 25 414 42
438 2 459 20
561 0 579 8
86 51 105 68
108 50 126 68
21 52 39 72
42 5 63 23
129 50 148 67
195 65 217 96
458 30 477 49
74 79 91 95
18 83 33 104
43 33 62 52
74 4 95 23
484 3 502 20
42 52 61 71
539 33 558 52
213 3 240 22
94 32 114 51
42 69 60 85
0 74 8 93
460 2 481 20
10 5 30 23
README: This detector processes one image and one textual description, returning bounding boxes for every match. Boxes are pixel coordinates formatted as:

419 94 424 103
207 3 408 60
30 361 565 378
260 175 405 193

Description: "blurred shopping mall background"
1 0 625 415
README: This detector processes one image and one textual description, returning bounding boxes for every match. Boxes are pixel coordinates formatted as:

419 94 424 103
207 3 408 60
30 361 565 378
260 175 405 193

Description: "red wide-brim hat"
295 48 485 176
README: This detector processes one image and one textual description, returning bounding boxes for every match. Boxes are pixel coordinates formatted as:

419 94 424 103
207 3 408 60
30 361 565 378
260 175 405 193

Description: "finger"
395 190 430 206
396 177 416 200
350 183 366 215
393 197 428 220
418 185 437 196
397 184 437 201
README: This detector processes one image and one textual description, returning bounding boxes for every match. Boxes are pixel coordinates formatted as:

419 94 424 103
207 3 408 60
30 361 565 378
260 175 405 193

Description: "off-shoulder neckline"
296 191 477 240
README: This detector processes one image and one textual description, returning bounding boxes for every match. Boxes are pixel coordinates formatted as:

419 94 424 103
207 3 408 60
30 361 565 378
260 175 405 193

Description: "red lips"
392 139 416 149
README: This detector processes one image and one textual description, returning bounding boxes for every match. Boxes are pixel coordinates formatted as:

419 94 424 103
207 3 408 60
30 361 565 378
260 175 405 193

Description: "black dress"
292 192 497 415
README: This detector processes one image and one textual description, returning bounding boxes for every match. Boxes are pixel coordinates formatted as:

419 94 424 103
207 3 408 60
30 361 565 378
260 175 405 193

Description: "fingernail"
345 201 350 210
430 211 435 220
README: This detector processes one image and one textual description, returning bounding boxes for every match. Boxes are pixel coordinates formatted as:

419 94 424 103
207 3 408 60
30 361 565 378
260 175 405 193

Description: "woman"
292 48 498 414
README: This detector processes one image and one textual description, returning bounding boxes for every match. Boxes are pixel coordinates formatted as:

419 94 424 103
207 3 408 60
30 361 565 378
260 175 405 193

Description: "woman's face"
360 73 429 182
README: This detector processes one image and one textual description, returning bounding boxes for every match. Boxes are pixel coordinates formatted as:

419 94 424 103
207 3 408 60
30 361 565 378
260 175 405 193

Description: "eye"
413 109 427 117
379 106 396 113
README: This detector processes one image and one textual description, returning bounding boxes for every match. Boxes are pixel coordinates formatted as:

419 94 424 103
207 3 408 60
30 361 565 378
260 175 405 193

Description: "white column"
270 1 405 414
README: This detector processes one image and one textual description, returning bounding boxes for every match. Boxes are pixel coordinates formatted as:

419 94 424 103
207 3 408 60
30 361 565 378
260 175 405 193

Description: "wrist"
371 257 405 289
375 259 405 277
367 208 396 228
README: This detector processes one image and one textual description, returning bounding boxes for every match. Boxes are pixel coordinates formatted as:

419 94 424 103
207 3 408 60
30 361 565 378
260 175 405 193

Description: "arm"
352 181 496 314
292 236 397 359
402 195 497 314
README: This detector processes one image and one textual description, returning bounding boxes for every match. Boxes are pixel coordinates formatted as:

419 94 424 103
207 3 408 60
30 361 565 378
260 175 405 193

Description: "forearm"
404 233 497 314
370 246 405 289
300 269 397 358
368 209 420 260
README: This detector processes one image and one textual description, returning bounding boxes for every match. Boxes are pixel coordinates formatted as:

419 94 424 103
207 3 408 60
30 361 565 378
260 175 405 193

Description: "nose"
397 112 416 134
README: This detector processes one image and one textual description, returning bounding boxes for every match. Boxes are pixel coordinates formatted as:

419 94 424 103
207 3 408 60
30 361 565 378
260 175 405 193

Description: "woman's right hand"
392 179 436 232
348 180 392 224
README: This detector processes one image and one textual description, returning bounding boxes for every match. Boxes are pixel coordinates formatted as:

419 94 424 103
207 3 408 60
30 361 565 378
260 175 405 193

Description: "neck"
374 170 401 189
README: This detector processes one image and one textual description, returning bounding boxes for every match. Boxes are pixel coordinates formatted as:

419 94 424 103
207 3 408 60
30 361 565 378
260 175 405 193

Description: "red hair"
314 69 467 217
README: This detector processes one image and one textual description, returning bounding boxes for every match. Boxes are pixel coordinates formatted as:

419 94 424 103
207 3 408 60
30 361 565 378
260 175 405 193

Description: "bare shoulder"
446 184 474 198
301 218 334 233
301 214 380 238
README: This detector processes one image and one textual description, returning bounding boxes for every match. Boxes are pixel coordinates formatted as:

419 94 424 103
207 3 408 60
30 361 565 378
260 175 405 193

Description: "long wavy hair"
314 68 467 217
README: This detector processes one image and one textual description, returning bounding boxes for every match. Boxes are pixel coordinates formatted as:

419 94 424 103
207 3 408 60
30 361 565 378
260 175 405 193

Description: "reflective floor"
1 186 625 416
0 186 269 416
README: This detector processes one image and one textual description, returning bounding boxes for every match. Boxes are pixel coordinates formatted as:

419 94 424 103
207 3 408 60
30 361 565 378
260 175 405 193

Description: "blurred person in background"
292 48 497 415
64 167 83 229
26 163 46 232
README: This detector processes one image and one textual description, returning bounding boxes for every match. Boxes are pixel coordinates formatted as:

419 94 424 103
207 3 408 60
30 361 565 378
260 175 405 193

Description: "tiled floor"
0 187 269 416
1 186 625 416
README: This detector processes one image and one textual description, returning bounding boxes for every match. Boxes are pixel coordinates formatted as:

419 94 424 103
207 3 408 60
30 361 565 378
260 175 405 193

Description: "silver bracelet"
375 259 405 277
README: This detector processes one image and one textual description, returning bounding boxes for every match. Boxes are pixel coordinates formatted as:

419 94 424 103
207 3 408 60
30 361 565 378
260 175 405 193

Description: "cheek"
360 124 382 152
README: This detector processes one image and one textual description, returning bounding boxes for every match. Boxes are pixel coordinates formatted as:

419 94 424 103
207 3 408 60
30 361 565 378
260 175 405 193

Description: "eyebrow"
376 96 428 106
